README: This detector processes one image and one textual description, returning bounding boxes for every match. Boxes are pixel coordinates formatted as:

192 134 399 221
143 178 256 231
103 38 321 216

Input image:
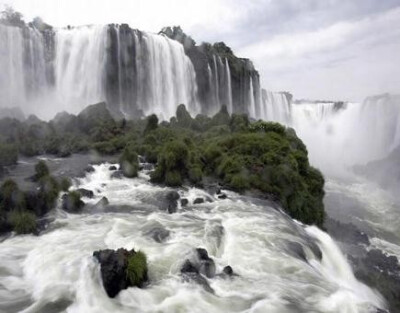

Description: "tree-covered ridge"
0 102 325 227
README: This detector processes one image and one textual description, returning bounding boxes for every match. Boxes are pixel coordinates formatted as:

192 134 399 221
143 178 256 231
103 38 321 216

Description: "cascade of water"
54 25 107 115
225 58 233 113
212 55 220 109
248 77 256 118
0 24 49 112
290 94 400 173
137 32 198 119
262 89 291 124
0 162 386 312
115 26 124 114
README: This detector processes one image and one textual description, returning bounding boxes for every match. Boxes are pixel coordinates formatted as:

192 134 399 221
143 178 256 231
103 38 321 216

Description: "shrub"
229 173 249 191
126 251 148 287
165 170 182 186
211 105 230 126
62 191 84 213
0 179 25 211
60 177 72 192
176 104 193 128
230 114 249 132
188 166 203 184
249 121 286 135
119 145 139 178
0 143 18 167
8 210 37 234
144 114 158 134
38 175 60 209
150 140 189 186
34 160 49 180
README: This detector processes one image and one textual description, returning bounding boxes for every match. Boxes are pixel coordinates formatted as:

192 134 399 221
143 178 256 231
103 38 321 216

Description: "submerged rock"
85 165 95 173
77 188 94 198
180 198 189 207
92 197 109 211
109 165 117 171
111 170 123 179
146 226 170 243
180 247 235 292
196 248 216 278
165 191 180 213
193 198 204 204
93 248 148 298
286 241 307 262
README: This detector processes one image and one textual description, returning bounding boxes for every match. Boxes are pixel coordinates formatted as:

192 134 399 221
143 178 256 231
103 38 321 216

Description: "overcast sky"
2 0 400 101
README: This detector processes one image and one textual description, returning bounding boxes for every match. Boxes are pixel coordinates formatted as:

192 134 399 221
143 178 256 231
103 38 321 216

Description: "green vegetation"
60 177 72 192
62 191 84 213
126 251 148 287
0 143 18 168
144 105 325 226
8 210 37 234
119 145 139 178
0 160 74 234
0 101 325 226
34 160 50 181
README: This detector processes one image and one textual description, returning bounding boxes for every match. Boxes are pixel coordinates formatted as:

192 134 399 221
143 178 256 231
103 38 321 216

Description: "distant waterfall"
248 77 256 118
290 94 400 172
261 89 292 124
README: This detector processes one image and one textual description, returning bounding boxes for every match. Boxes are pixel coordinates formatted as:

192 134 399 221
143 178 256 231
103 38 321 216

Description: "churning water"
0 163 386 313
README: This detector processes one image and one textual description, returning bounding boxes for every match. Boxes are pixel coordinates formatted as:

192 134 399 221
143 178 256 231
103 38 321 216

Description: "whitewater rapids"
0 163 386 313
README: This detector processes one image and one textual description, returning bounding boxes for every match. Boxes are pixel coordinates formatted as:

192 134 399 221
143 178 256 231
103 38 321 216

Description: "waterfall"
262 89 291 124
0 24 49 112
289 94 400 173
248 77 256 118
212 55 220 110
225 58 233 113
55 25 107 115
0 23 199 120
137 32 198 119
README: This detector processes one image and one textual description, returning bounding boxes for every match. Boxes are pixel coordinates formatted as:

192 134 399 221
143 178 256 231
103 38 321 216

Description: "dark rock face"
61 193 84 213
165 191 180 213
93 197 109 211
180 198 189 207
111 170 123 179
84 165 95 173
77 188 94 198
193 198 204 204
180 248 234 292
222 266 235 277
93 248 144 298
161 26 261 116
350 249 400 313
196 248 216 278
325 218 370 246
109 165 117 171
286 241 307 262
145 226 170 243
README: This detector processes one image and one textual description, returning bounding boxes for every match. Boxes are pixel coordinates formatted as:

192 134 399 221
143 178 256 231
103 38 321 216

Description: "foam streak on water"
0 164 385 313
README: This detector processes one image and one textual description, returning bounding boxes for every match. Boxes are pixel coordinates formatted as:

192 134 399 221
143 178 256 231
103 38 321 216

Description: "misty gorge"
0 2 400 313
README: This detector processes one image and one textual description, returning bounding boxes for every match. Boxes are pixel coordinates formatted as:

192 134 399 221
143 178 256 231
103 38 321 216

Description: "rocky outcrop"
180 248 235 292
161 26 261 115
93 248 148 298
61 191 84 213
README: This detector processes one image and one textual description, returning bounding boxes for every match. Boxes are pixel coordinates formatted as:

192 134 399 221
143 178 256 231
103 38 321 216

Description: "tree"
0 6 25 27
